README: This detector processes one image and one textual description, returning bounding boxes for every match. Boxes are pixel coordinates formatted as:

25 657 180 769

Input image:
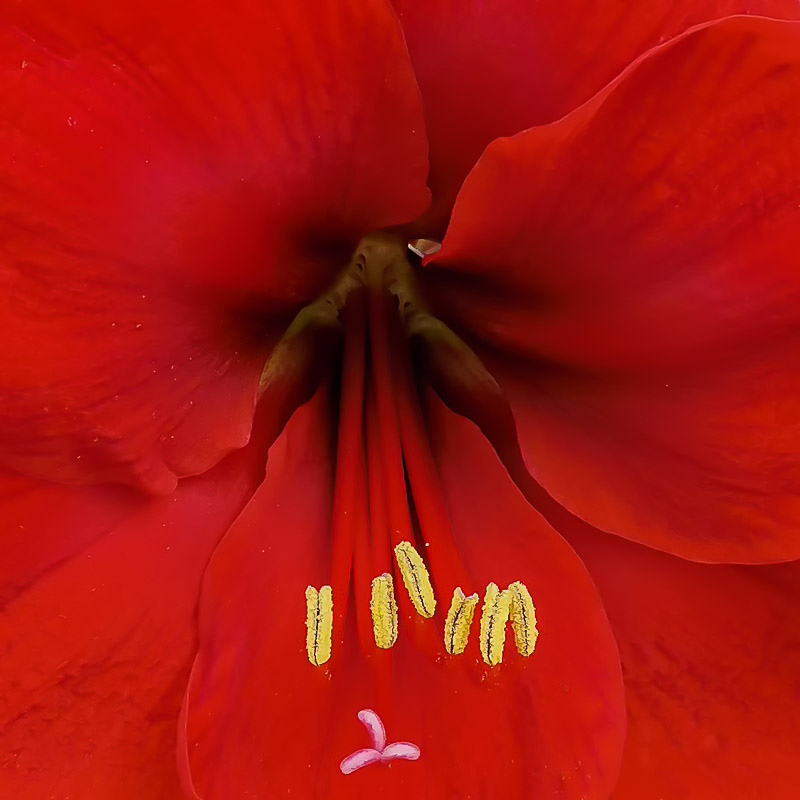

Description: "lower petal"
182 389 625 799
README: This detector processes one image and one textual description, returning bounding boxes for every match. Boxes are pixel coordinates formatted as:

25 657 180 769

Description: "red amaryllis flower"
2 2 800 799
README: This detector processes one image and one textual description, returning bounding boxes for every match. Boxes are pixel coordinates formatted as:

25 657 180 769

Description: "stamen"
389 308 470 603
366 253 413 553
305 585 333 666
298 238 541 674
365 379 392 577
353 443 376 655
363 381 395 709
362 234 439 658
394 541 436 618
370 573 398 649
479 582 512 666
508 580 538 657
329 290 367 645
443 587 479 655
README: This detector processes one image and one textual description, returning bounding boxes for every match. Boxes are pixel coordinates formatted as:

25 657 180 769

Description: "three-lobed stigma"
305 541 538 667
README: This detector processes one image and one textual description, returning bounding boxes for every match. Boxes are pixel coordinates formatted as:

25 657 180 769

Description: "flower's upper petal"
1 0 429 299
426 17 800 562
0 438 268 799
180 390 625 799
0 0 429 490
430 17 800 371
391 0 800 233
565 525 800 799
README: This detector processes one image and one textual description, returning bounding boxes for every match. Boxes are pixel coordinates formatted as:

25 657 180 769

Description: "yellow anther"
305 585 333 666
508 581 538 657
479 582 512 666
394 541 436 618
370 573 399 649
444 587 479 655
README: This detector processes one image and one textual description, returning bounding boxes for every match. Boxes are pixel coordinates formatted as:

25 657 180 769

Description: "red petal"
566 526 800 799
0 295 275 492
0 0 429 489
0 437 267 798
181 390 625 799
426 17 800 561
0 469 143 607
392 0 800 233
432 17 800 369
2 0 428 299
487 346 800 563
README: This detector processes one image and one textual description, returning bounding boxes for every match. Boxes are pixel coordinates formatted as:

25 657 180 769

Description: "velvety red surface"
2 2 799 798
0 0 429 491
428 17 800 562
392 0 800 233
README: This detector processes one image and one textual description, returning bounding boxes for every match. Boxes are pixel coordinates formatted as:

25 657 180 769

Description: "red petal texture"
565 526 800 800
487 348 800 564
0 468 143 607
428 17 800 562
0 437 268 799
392 0 800 232
0 0 429 490
181 390 625 799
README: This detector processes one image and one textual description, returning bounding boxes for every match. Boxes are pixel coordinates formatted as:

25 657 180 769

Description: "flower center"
263 233 538 669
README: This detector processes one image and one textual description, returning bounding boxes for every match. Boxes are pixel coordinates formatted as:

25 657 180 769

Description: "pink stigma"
339 709 421 775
